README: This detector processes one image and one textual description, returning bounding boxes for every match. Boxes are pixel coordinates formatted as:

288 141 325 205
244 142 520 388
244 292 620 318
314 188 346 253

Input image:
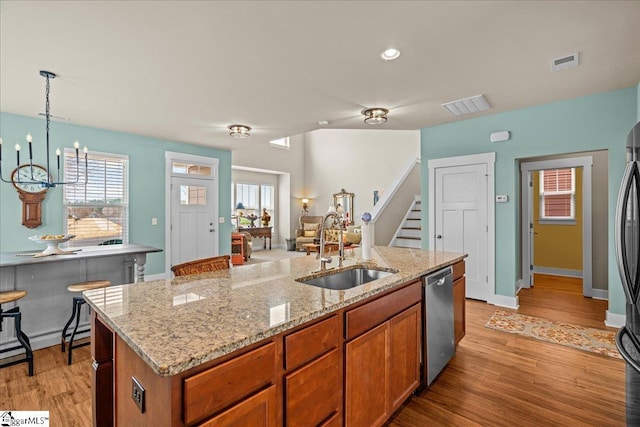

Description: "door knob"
436 234 442 239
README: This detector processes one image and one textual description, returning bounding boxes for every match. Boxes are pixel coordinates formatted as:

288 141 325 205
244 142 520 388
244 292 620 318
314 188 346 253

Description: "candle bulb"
74 140 80 158
56 148 61 170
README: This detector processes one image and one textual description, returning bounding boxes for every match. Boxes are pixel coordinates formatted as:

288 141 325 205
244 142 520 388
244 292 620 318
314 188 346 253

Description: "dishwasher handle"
424 266 453 286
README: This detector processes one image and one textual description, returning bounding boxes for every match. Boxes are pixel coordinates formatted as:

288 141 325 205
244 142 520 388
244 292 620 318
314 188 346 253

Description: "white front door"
170 176 218 266
434 163 489 301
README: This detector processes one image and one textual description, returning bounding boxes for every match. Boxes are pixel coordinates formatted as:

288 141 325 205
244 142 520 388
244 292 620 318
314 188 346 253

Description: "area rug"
485 310 621 359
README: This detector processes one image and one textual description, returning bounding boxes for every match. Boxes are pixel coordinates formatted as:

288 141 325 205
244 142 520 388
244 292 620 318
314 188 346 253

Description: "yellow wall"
532 168 582 270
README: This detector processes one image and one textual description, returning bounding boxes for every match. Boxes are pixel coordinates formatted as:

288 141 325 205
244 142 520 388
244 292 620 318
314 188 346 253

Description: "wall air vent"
551 53 579 72
441 94 491 117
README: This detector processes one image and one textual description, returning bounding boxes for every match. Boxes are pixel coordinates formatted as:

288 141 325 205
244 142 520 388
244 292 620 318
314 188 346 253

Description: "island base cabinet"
389 304 421 410
199 386 277 427
345 322 389 427
453 261 466 345
345 303 421 427
284 348 341 427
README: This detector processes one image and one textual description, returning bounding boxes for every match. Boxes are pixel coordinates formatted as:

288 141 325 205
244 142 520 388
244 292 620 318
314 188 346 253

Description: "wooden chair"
171 255 231 277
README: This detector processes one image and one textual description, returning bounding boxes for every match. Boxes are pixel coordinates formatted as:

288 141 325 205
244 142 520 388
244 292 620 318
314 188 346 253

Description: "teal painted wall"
420 87 638 315
0 112 232 275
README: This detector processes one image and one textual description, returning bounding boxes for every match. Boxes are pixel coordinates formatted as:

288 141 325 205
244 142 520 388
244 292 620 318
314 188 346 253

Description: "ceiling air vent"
551 53 579 72
441 94 491 117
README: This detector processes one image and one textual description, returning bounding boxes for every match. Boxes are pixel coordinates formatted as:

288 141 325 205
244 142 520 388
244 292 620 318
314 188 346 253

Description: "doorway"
520 156 596 297
428 152 495 302
165 152 220 273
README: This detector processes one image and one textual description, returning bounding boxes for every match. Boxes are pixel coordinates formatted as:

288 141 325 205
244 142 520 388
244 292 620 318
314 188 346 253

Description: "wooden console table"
238 226 272 249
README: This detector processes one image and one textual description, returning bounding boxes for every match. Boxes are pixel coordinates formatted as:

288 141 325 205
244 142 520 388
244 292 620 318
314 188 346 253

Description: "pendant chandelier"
0 70 88 188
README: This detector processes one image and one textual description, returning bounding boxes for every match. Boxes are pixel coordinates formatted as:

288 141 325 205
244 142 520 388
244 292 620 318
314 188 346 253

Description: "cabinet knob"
436 234 442 239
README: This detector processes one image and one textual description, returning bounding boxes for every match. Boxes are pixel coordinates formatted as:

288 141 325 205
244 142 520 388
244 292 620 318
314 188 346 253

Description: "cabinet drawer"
345 281 421 341
199 385 277 427
184 342 275 425
285 315 340 370
452 261 465 281
285 348 341 426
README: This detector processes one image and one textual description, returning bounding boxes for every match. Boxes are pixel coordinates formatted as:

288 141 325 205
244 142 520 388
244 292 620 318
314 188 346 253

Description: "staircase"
390 198 422 249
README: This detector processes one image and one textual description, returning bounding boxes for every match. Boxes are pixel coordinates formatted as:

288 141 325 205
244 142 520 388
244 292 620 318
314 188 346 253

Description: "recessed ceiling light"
363 108 389 125
380 48 401 61
318 120 329 126
228 124 251 138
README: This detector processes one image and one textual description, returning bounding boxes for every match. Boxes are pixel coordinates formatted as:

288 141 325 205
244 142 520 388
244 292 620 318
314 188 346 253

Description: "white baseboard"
142 273 169 281
590 288 608 300
532 266 582 278
605 310 625 328
487 293 519 309
1 323 90 358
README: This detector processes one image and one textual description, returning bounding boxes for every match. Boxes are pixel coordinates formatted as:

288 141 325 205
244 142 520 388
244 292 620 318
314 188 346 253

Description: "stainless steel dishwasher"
424 265 455 385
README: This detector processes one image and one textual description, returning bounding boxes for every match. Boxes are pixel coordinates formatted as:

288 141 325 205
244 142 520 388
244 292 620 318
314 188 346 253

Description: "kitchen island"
85 246 466 426
0 243 161 353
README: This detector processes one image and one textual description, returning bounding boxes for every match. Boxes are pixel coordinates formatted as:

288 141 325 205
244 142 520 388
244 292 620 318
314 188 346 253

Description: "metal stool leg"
13 312 33 376
67 296 85 365
0 308 34 376
61 297 80 352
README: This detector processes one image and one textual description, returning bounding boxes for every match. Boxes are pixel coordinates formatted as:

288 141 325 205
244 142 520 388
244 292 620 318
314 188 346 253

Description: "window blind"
540 168 575 219
63 149 129 247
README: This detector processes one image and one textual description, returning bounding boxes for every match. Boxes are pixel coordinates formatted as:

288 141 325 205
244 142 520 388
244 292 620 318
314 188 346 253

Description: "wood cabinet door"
200 385 277 427
345 322 389 427
285 348 341 427
453 276 466 345
389 304 421 412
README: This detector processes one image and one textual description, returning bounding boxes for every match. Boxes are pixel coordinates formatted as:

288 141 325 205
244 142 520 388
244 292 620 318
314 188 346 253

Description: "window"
63 149 129 247
232 182 275 229
235 183 259 210
171 161 212 176
539 168 575 220
269 137 290 149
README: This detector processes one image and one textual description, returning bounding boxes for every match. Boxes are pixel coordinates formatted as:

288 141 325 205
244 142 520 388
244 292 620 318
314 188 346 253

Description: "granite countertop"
84 246 465 377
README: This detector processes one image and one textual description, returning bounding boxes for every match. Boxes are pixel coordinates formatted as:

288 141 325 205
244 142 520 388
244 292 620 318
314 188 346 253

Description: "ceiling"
1 1 639 152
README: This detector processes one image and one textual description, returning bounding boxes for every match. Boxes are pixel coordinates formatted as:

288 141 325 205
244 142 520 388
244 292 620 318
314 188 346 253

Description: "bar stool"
0 290 34 376
61 280 111 365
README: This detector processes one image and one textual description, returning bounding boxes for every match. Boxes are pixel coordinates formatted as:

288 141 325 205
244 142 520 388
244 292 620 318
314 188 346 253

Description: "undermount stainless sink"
296 267 396 290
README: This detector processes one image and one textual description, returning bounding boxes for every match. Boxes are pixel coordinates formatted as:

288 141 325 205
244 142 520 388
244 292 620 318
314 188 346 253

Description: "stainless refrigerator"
615 120 640 424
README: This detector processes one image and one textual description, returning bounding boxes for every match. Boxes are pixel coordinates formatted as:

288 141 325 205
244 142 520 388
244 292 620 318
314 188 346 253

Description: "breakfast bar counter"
0 244 161 353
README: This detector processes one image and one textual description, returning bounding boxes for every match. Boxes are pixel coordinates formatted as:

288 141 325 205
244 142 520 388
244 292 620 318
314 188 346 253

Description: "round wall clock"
11 164 50 229
11 164 50 193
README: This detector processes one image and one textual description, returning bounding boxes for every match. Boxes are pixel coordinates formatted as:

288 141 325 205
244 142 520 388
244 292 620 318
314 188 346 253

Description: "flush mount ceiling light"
380 48 401 61
363 108 389 125
441 94 491 116
228 124 251 138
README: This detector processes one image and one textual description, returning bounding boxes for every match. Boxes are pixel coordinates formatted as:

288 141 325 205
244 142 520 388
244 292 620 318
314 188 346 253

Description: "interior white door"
434 163 488 301
171 176 217 266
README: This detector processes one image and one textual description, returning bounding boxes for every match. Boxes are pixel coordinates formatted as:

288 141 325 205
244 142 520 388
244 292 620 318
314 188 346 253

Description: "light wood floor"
0 274 626 426
388 273 626 426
